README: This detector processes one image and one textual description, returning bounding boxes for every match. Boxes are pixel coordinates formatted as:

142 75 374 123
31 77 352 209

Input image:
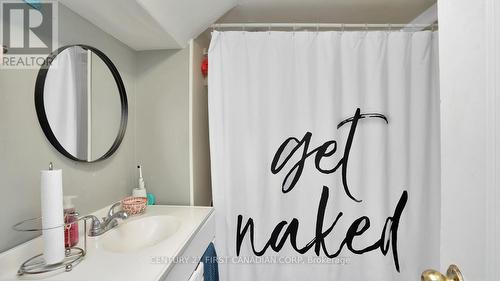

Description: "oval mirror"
35 45 128 162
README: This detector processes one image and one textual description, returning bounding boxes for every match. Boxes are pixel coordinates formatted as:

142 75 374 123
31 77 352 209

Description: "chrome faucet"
84 202 128 237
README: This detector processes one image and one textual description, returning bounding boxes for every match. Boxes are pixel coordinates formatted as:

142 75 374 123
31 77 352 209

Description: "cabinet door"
188 263 204 281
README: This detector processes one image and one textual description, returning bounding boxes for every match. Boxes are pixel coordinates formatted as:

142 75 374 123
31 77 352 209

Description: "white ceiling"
60 0 436 51
59 0 175 50
59 0 236 50
219 0 436 24
135 0 236 49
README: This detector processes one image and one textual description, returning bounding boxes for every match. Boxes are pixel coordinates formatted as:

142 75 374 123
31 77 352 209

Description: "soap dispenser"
63 196 79 247
132 165 147 198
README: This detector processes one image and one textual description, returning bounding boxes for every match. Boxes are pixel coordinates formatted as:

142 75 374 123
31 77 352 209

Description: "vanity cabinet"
188 263 204 281
162 208 215 281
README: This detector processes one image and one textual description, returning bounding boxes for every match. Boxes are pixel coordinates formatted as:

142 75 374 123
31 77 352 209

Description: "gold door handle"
421 265 464 281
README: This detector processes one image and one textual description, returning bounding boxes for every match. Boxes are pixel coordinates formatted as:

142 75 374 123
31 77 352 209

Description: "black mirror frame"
34 44 128 163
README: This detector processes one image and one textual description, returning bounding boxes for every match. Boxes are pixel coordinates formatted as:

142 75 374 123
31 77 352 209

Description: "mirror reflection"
41 46 125 162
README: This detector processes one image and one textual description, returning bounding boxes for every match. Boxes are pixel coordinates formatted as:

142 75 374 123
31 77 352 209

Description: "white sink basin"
97 215 181 253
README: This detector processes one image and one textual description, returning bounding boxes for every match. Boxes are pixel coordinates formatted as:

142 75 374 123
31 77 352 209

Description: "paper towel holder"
12 215 92 276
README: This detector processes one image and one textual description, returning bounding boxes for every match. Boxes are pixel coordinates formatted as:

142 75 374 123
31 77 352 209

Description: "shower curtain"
208 30 440 281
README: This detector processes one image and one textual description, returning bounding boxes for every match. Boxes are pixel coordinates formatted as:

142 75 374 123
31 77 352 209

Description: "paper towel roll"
41 169 65 265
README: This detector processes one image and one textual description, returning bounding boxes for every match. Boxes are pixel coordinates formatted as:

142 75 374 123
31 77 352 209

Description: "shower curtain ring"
341 23 345 33
364 23 368 32
316 24 319 34
387 23 392 34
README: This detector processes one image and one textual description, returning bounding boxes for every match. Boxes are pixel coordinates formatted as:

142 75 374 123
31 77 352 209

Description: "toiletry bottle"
132 165 147 198
63 196 79 248
147 193 156 205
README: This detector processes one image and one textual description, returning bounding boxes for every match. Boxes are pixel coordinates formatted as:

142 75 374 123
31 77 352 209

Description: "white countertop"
0 205 214 281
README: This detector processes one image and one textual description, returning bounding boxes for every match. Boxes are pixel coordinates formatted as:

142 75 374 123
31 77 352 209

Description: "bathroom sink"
0 206 213 281
97 215 181 253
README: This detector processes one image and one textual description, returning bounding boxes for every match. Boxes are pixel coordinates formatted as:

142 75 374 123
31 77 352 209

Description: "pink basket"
121 196 147 215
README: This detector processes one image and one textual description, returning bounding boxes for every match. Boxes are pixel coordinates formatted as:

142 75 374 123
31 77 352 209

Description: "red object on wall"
201 56 208 78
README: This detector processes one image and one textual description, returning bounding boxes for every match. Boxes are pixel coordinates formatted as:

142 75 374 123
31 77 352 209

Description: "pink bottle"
63 196 79 248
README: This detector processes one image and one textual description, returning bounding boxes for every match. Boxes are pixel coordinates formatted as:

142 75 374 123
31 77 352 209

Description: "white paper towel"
41 169 65 265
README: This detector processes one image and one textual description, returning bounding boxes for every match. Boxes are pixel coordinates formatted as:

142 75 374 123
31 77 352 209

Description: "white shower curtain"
208 31 440 281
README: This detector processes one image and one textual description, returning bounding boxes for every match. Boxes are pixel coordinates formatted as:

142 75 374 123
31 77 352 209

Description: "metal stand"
17 247 85 275
12 216 91 276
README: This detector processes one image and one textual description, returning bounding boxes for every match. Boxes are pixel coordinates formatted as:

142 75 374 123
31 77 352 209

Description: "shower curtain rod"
211 23 437 31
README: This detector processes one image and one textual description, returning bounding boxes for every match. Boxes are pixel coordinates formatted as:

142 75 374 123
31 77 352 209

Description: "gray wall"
135 49 191 205
91 52 123 160
0 4 137 252
190 36 212 206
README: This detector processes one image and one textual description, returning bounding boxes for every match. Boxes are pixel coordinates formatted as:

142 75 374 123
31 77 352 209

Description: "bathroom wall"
135 49 191 205
91 52 123 160
189 34 212 206
0 3 137 252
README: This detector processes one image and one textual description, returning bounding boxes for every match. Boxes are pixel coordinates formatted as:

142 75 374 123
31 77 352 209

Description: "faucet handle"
81 215 101 236
107 202 122 217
